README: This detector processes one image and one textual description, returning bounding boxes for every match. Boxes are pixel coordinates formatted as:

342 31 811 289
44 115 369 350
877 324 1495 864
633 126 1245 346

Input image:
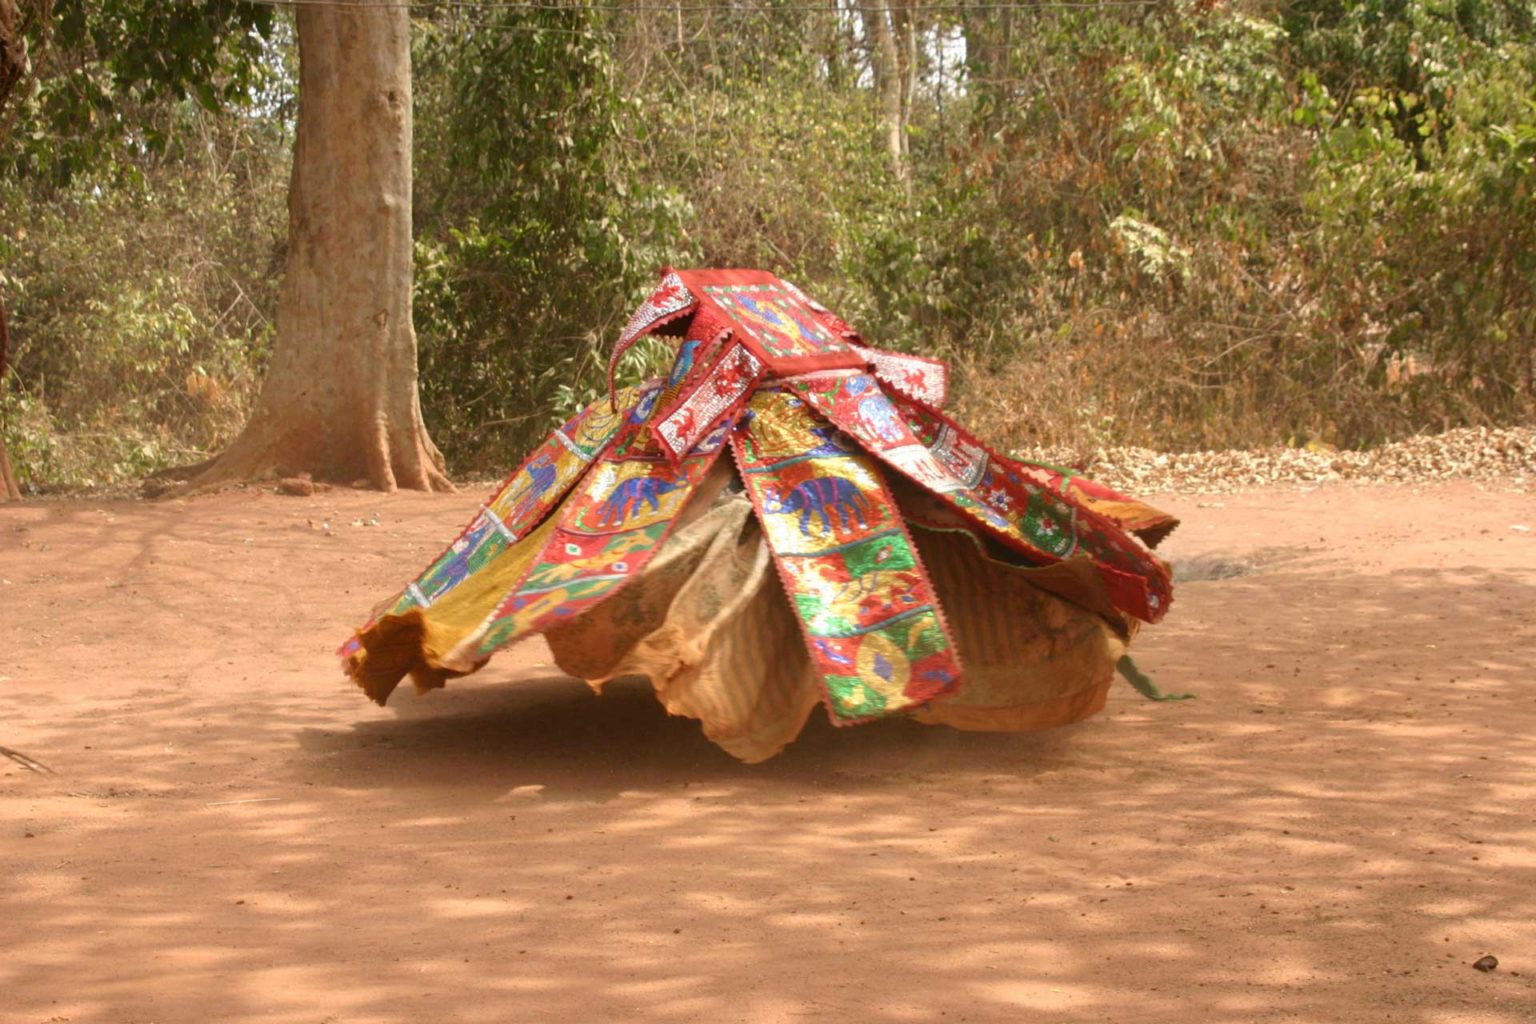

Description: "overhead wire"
210 0 1167 43
210 0 1164 13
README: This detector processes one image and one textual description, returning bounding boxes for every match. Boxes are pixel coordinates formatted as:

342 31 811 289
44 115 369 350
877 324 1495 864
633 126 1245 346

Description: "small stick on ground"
1 745 55 774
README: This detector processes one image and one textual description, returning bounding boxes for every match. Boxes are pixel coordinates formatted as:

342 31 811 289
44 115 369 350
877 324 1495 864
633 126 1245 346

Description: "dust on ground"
3 476 1534 1023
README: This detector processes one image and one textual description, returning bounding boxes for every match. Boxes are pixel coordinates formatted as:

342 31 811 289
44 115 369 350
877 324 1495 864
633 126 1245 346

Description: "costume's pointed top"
609 268 860 381
609 268 950 459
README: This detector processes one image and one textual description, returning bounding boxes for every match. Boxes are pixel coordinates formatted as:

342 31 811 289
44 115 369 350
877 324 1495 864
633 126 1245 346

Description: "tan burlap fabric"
545 492 1127 761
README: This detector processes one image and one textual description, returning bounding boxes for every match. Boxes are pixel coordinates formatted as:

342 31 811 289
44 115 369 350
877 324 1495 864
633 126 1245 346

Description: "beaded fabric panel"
447 400 735 664
791 374 1172 624
677 269 867 378
606 270 697 398
338 385 644 661
651 341 765 463
732 389 962 723
850 344 949 410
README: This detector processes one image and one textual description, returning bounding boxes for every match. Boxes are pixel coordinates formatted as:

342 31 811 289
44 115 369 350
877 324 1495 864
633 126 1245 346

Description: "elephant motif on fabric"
762 476 873 536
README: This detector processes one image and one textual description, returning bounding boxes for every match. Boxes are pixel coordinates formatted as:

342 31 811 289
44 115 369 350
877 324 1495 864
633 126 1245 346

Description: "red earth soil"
3 480 1534 1023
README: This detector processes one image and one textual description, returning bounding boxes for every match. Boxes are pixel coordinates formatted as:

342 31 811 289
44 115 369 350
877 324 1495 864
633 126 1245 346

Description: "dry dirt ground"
3 480 1534 1024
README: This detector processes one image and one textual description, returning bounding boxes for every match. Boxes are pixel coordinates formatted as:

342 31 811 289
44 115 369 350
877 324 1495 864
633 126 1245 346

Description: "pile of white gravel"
1017 426 1536 495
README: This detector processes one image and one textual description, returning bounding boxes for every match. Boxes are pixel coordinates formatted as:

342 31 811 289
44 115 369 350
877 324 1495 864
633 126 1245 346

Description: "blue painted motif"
592 476 686 527
734 294 822 345
856 393 905 444
813 639 855 666
629 387 660 424
668 339 703 387
507 454 559 520
764 477 872 535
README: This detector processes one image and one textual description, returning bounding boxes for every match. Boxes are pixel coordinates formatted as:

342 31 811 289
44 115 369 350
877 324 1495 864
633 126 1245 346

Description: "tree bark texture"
1 0 49 179
819 0 849 89
0 0 23 109
892 0 917 161
1 0 31 499
189 0 450 493
0 292 21 500
860 2 907 190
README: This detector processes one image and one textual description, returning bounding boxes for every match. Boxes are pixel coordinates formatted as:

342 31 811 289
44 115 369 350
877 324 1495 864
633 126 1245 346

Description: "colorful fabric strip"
607 270 697 400
850 344 949 410
345 385 642 650
650 340 766 463
895 395 1174 619
789 373 1172 623
443 404 735 666
732 389 962 723
1021 462 1180 548
651 343 764 463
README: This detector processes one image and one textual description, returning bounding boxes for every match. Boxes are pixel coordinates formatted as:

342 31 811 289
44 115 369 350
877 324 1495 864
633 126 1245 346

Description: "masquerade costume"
342 269 1179 762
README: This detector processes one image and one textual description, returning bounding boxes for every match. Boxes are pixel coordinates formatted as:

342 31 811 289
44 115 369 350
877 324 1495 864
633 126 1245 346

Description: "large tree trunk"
892 0 917 162
1 0 29 500
187 0 450 493
819 0 849 90
0 0 23 112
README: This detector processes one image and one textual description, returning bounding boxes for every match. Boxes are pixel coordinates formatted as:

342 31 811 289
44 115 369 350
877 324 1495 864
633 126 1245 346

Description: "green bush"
1 109 285 491
410 6 690 469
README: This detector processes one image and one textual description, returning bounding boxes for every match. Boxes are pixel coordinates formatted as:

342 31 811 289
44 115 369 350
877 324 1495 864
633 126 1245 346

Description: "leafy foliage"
411 6 688 465
1303 31 1536 435
1 109 286 489
3 0 1534 490
6 0 277 184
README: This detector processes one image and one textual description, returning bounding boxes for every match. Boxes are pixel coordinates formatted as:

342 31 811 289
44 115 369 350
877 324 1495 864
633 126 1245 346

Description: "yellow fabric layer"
350 478 1133 757
1069 492 1179 549
345 498 568 703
